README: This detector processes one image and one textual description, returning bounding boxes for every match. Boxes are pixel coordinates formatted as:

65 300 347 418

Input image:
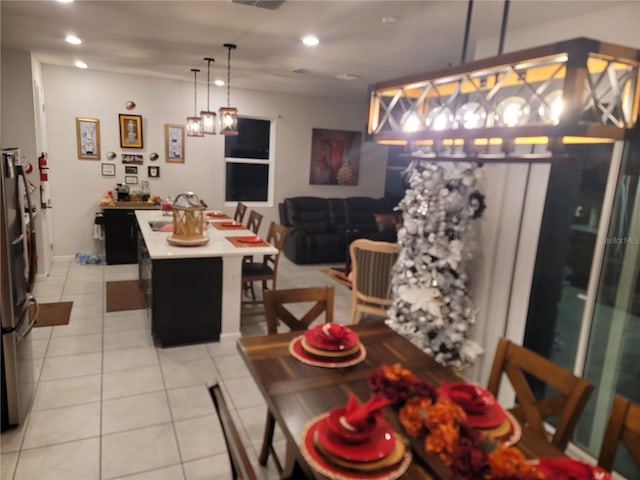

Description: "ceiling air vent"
232 0 286 10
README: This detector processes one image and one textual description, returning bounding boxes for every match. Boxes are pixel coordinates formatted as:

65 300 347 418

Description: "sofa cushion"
344 197 383 233
284 197 331 232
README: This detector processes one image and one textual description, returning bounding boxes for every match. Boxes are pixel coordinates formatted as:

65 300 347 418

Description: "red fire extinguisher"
39 152 48 182
38 152 51 209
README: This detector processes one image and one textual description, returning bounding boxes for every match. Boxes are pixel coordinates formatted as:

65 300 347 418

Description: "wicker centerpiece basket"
167 192 209 246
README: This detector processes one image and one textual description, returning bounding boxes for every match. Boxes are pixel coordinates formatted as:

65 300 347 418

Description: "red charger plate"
532 458 611 480
220 221 242 227
304 327 359 351
464 402 506 429
236 236 263 244
206 211 226 218
300 414 412 480
316 416 395 462
289 336 366 368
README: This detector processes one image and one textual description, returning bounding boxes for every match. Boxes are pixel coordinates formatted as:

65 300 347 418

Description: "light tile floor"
1 256 351 480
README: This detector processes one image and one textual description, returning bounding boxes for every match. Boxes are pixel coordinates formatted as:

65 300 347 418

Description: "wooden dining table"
237 322 566 479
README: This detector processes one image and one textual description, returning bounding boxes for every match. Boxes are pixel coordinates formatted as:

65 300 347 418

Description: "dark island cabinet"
137 232 222 347
103 209 138 265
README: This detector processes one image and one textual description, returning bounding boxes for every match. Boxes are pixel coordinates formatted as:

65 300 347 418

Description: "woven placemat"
226 236 269 247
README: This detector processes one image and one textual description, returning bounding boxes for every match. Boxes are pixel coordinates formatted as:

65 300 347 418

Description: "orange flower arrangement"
399 398 466 465
398 396 432 436
375 363 548 480
380 363 418 383
488 447 543 479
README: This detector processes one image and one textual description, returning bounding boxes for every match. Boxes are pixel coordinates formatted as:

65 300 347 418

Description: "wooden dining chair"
241 222 287 306
233 202 247 223
208 383 258 480
242 209 265 278
246 209 263 235
487 337 594 450
258 286 335 472
597 394 640 473
264 286 335 334
348 238 400 324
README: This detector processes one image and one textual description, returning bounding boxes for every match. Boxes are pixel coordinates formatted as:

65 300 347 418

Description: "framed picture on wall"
309 128 361 185
101 163 115 176
122 154 143 165
148 166 160 178
124 165 138 174
165 124 184 163
76 117 101 160
125 175 138 185
119 114 143 148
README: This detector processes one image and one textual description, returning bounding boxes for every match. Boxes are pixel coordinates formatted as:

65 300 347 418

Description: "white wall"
41 65 387 257
475 2 640 58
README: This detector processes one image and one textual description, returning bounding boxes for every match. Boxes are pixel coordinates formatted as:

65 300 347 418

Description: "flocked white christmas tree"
386 160 486 368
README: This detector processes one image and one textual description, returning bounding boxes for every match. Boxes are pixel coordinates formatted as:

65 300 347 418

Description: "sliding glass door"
523 140 639 478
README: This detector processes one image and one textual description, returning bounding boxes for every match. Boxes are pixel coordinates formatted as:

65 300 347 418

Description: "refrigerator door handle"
11 233 25 245
2 295 37 336
21 295 38 337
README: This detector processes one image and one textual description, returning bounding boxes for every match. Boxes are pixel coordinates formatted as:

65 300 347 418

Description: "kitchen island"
135 210 277 346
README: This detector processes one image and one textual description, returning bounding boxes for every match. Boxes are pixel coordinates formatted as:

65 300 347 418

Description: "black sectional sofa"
278 196 401 264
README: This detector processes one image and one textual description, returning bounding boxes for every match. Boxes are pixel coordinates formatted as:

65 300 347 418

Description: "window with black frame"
224 117 271 203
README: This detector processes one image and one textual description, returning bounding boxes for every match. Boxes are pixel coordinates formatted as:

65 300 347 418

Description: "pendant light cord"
203 58 214 111
207 61 211 110
498 0 510 55
226 47 231 107
190 68 200 116
460 0 473 63
223 43 237 108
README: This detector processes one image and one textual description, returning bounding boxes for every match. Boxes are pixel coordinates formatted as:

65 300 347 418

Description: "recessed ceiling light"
56 0 74 3
214 79 225 87
74 60 88 69
382 16 397 24
65 34 82 45
301 35 319 47
336 73 360 81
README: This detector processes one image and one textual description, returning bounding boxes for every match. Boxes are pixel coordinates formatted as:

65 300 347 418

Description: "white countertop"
136 210 278 260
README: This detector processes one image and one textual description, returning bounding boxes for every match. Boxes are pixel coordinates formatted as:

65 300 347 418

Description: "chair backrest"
597 394 640 472
208 383 257 480
349 239 400 319
234 202 247 223
262 222 287 287
264 286 335 334
246 209 263 234
487 337 594 450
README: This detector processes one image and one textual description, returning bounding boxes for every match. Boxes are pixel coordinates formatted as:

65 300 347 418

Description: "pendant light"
186 68 203 137
219 43 239 136
200 57 217 135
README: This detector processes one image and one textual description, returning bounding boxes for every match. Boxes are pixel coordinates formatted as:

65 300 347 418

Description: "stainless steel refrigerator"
1 147 37 432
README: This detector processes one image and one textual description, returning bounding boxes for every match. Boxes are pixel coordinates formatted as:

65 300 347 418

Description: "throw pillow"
373 213 397 232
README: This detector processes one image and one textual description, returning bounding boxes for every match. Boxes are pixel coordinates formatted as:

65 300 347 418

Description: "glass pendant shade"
219 43 239 136
200 57 217 135
219 107 239 136
200 111 217 134
186 68 203 137
186 116 203 136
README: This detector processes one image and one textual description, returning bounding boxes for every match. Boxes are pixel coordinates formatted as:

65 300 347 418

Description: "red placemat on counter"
205 211 230 219
226 236 270 247
213 221 245 230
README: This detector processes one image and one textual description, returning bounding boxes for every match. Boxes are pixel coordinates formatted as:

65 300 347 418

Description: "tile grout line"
99 263 105 480
155 330 189 480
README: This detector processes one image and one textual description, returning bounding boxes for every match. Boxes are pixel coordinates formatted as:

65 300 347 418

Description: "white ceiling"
1 0 629 99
